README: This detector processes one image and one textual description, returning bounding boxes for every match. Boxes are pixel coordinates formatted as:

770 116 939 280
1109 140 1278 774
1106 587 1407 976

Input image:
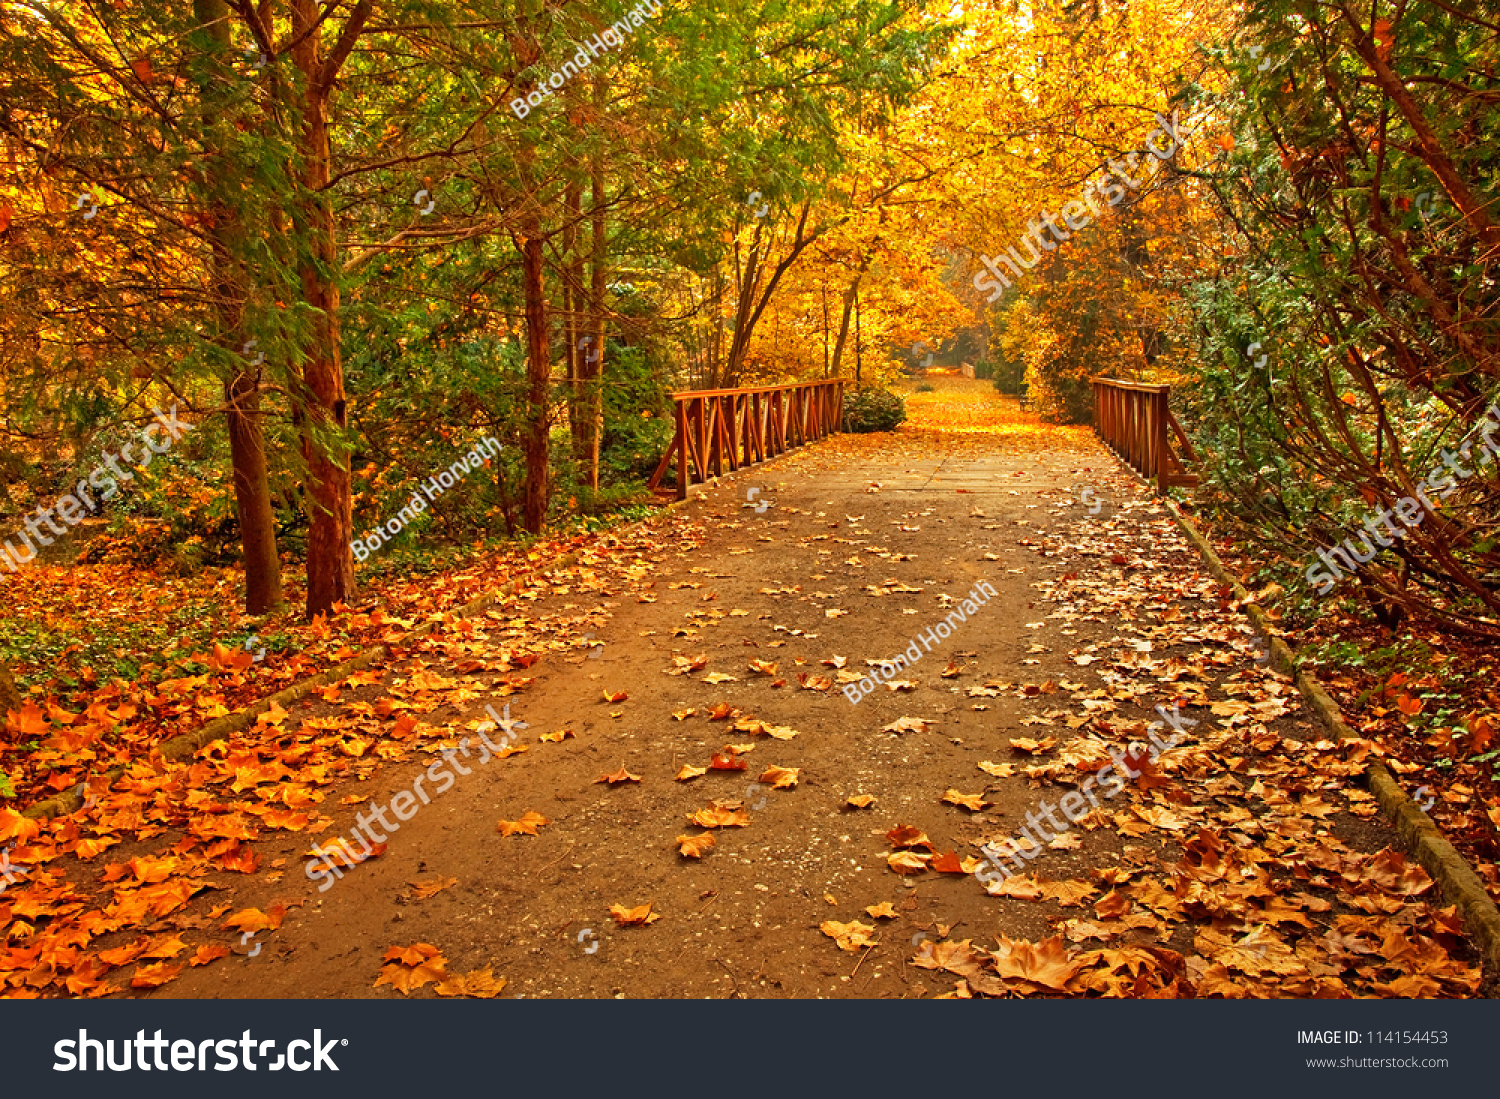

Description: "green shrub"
915 383 935 393
843 387 907 433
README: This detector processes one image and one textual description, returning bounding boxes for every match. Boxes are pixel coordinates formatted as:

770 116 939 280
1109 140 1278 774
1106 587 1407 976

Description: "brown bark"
521 224 550 532
195 0 283 615
1338 3 1500 252
291 0 369 617
0 661 19 733
582 95 607 490
563 176 584 463
512 0 551 532
225 369 283 612
829 275 858 379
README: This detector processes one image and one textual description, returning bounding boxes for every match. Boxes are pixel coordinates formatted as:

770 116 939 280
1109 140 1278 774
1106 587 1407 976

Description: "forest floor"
0 378 1489 999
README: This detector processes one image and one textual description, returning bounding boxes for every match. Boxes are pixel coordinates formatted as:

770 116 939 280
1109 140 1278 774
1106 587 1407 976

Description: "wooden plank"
675 398 688 499
654 381 848 500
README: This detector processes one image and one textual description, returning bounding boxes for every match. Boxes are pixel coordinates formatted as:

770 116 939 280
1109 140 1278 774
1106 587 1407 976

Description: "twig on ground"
715 957 744 999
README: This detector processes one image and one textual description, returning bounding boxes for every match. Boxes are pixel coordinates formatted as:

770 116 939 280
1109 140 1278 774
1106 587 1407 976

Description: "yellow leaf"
675 832 716 858
820 919 877 952
608 902 660 927
497 811 550 836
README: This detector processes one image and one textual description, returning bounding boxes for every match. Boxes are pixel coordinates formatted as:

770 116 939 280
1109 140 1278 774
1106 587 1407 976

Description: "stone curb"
1163 497 1500 975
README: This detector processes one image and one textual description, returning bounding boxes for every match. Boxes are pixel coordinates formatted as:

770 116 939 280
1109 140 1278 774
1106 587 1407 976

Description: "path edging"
1163 498 1500 974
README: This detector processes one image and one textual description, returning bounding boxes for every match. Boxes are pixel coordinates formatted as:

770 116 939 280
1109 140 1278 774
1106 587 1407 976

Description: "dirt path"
129 380 1482 999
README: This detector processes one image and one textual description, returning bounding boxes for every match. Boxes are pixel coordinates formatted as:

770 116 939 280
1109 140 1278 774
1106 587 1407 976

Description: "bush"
915 383 935 393
843 387 907 433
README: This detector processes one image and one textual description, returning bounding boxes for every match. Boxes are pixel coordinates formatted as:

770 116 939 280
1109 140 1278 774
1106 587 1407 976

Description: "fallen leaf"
930 850 967 874
129 961 183 989
942 789 990 811
1009 737 1057 754
384 942 444 966
434 967 507 999
676 833 716 858
609 903 661 927
221 906 285 934
497 811 550 836
595 769 642 786
407 877 459 900
821 919 877 951
688 803 751 828
189 945 230 967
759 764 799 789
886 825 934 850
888 850 931 875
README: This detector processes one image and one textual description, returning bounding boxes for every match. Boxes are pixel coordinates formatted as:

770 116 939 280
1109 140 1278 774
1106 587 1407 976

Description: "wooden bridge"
649 380 845 499
1091 378 1199 493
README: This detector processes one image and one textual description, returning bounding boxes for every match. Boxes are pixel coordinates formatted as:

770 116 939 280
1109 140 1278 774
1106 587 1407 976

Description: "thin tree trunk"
291 0 368 617
583 92 606 490
821 286 830 378
511 1 550 532
521 226 550 531
829 273 860 378
194 0 282 615
854 288 862 385
226 370 283 612
563 176 584 464
0 659 19 729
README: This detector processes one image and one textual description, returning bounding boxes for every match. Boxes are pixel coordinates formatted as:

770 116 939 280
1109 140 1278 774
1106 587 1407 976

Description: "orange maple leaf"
608 902 660 927
497 811 550 836
595 768 641 785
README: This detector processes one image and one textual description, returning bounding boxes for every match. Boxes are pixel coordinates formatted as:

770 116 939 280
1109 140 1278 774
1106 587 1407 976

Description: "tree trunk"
563 176 584 464
829 273 861 378
854 288 862 385
291 0 366 617
583 95 607 491
0 660 19 732
194 0 283 615
521 223 550 532
225 370 283 612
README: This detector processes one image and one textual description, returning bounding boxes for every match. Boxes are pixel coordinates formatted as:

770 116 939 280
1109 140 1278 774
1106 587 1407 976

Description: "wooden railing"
1092 378 1199 493
648 379 846 499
